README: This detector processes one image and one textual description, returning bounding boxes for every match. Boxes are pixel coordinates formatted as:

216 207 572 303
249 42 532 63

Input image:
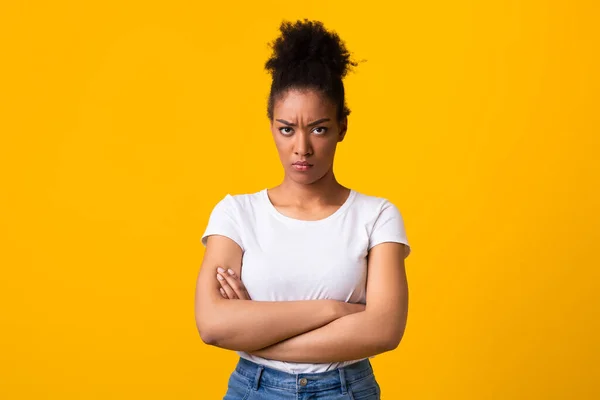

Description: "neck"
278 168 345 205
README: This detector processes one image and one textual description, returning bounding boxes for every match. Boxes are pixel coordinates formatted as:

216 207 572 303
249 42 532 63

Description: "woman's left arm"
248 242 409 363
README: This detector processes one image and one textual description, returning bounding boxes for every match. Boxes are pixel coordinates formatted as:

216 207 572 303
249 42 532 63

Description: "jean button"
299 378 308 386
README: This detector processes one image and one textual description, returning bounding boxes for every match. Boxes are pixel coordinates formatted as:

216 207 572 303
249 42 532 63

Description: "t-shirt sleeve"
201 195 244 251
368 200 411 258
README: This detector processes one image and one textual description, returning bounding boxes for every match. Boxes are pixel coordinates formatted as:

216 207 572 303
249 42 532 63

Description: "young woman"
195 19 411 400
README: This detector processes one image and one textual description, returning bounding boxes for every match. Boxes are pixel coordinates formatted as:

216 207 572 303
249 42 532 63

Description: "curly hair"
264 19 359 122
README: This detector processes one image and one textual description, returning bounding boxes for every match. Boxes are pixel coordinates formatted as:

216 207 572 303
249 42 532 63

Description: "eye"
278 127 293 136
313 127 328 135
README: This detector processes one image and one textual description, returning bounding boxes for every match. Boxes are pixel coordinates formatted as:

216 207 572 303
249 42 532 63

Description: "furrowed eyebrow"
275 118 331 127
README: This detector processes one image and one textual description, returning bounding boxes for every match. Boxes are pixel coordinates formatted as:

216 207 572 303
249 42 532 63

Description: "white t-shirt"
201 188 411 373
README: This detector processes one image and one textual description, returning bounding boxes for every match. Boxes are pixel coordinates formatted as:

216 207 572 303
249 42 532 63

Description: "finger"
218 268 246 299
223 269 251 300
220 272 245 299
224 268 252 299
217 273 238 299
223 269 250 300
218 274 238 299
219 287 228 299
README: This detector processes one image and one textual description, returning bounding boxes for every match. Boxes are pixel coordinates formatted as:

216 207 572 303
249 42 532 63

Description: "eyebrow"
275 118 331 127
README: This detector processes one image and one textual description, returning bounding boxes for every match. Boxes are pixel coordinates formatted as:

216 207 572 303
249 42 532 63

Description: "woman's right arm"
195 235 362 353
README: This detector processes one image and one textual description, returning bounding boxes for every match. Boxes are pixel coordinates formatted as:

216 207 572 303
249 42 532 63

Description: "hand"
216 267 252 300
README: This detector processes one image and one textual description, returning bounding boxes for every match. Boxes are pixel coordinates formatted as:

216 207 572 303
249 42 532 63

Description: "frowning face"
269 88 347 185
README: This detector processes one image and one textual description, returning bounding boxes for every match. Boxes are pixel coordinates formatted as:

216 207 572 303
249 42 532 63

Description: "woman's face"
269 88 347 185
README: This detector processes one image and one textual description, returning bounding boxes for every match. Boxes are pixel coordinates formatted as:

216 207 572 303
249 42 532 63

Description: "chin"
288 170 326 185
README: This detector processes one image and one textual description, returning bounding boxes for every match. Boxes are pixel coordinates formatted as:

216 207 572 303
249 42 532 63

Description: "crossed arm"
194 235 409 363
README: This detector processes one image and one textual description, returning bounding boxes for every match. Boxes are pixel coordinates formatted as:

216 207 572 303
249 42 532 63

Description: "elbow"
196 300 225 346
196 319 220 346
382 327 406 351
383 336 401 351
197 326 215 345
199 329 217 346
198 324 243 351
197 320 234 348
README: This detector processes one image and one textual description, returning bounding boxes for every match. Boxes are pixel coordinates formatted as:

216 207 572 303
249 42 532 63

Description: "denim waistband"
234 357 374 394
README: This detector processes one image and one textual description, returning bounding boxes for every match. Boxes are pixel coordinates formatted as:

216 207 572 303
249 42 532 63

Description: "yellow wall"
1 1 598 398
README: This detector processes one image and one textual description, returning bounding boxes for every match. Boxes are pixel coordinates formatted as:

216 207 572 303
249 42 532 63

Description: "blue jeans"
223 357 381 399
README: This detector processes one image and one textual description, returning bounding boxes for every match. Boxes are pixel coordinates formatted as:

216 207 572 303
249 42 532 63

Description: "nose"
293 131 313 157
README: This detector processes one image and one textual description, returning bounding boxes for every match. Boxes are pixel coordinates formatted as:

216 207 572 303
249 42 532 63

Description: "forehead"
273 89 336 117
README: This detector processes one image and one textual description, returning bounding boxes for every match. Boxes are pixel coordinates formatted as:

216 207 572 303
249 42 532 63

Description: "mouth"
292 161 313 171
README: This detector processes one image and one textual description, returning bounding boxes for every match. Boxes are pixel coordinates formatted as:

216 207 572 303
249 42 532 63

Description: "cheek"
316 141 338 158
271 136 287 153
274 141 292 157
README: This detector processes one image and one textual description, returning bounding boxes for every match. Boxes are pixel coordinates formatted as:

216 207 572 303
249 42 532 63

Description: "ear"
338 117 348 142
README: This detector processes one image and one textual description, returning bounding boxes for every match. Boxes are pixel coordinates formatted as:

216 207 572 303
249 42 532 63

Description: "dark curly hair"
264 19 360 122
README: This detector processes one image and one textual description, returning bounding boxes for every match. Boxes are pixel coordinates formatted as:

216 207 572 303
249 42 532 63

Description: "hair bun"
265 19 357 80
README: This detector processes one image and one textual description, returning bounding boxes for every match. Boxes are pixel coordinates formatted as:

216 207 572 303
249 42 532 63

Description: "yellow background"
1 1 598 399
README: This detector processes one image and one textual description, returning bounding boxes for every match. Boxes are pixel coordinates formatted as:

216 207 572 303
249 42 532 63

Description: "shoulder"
351 189 411 256
351 189 403 220
210 189 265 215
223 189 264 208
202 189 264 248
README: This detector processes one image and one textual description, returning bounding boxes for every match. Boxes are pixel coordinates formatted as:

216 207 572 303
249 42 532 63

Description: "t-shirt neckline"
261 188 357 225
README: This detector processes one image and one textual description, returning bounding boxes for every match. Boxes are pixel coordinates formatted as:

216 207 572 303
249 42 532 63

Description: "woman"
195 18 411 400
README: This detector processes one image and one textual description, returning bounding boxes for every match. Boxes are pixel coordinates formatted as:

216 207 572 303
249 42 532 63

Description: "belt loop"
338 367 348 394
252 365 264 391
